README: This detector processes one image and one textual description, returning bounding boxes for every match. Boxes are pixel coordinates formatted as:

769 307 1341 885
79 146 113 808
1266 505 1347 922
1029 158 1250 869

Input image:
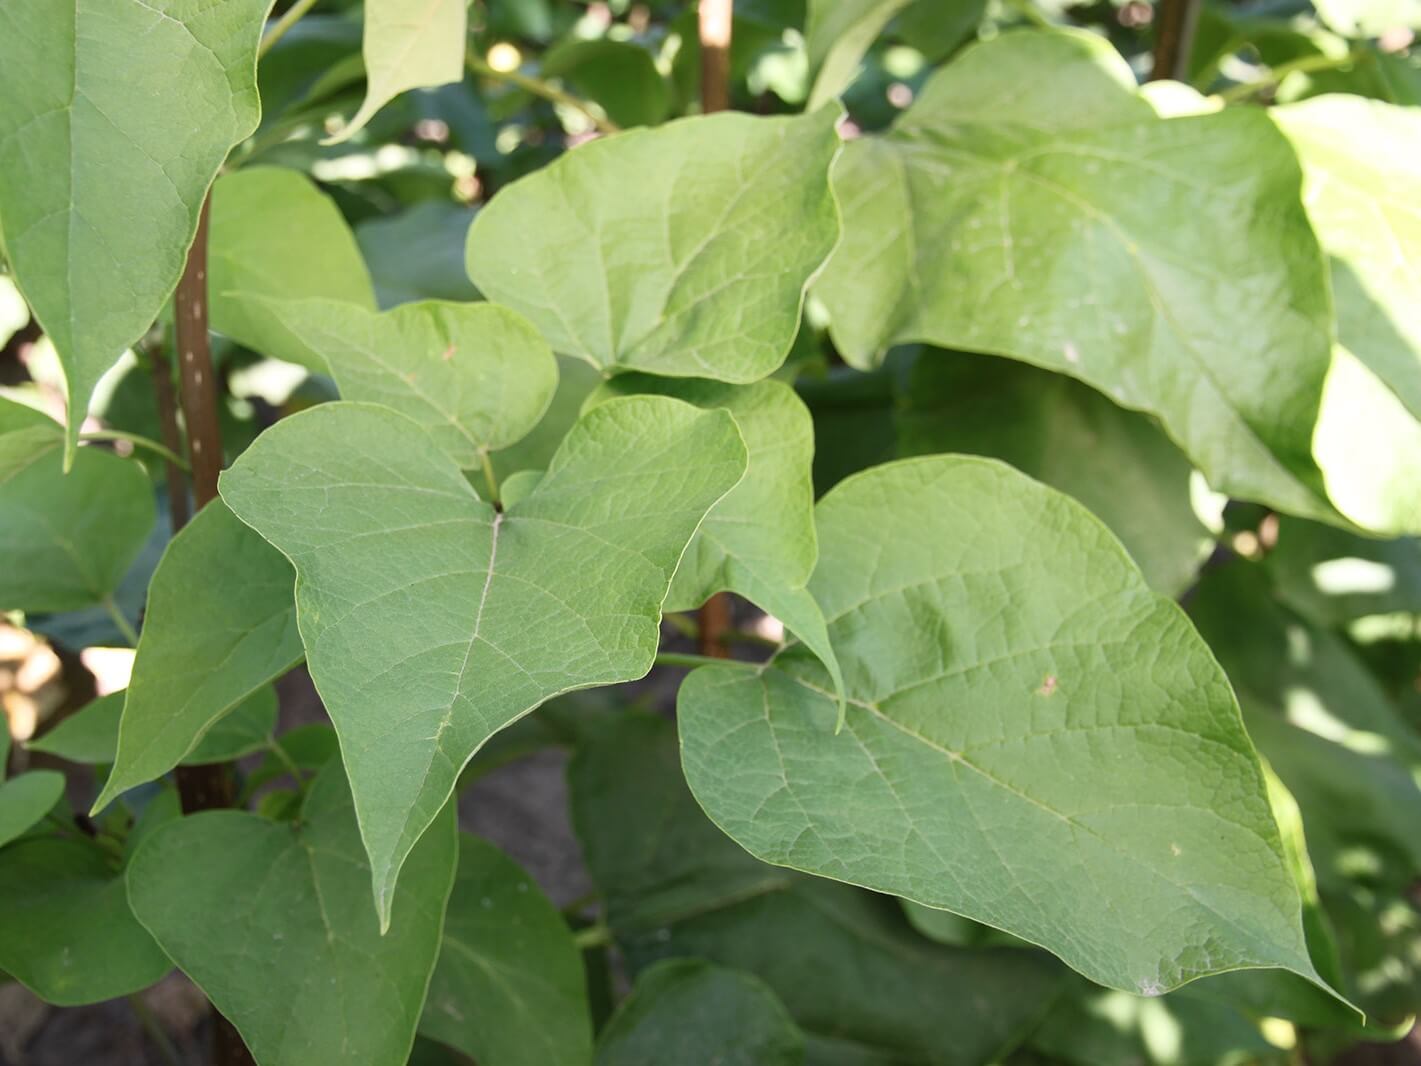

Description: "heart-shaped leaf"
466 108 842 383
93 501 302 811
220 396 747 923
0 0 268 456
327 0 468 144
814 29 1409 532
680 456 1332 998
569 711 1064 1066
245 297 557 473
420 834 593 1066
127 760 458 1066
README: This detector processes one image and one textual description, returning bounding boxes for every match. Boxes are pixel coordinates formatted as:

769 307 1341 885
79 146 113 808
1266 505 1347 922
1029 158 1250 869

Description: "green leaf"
466 108 842 383
595 960 804 1066
0 0 268 456
489 356 603 483
208 166 378 366
420 834 592 1066
542 40 670 128
1274 96 1421 533
93 501 302 811
805 0 913 110
896 351 1215 596
246 298 557 470
680 456 1329 997
127 760 458 1066
0 442 155 613
1311 0 1421 37
34 687 277 767
219 396 746 924
814 29 1393 532
570 711 1063 1066
0 770 64 848
1264 516 1421 626
327 0 469 144
0 836 172 1005
356 202 480 308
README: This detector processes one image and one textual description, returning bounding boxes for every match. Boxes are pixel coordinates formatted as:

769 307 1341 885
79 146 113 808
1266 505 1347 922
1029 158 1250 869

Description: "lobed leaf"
127 760 458 1066
93 501 302 811
0 0 269 456
420 834 593 1066
466 108 842 383
219 396 747 924
680 456 1331 997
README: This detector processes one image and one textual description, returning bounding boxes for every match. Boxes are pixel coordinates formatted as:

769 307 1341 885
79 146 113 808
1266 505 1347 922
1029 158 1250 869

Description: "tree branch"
1150 0 1203 82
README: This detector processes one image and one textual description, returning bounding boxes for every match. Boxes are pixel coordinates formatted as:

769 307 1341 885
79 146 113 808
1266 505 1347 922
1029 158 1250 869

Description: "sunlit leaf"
219 397 746 924
466 108 841 383
805 0 913 110
0 0 268 456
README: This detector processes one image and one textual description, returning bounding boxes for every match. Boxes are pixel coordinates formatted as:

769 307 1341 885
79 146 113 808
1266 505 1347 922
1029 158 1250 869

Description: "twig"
698 0 732 114
174 197 224 511
101 596 140 648
1216 49 1366 102
1151 0 1203 81
464 49 620 134
259 0 320 59
80 430 191 472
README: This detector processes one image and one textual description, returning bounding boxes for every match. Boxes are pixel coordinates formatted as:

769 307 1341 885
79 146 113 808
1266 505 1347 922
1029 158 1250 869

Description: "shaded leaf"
219 397 746 924
94 501 302 810
356 201 480 308
466 108 841 383
0 836 172 1005
0 771 64 848
208 166 378 366
814 30 1402 532
569 711 1063 1066
542 40 670 128
681 456 1328 997
0 441 155 613
328 0 469 144
0 0 268 455
896 351 1214 595
127 761 458 1066
420 834 592 1066
1264 516 1421 626
595 959 804 1066
34 687 277 768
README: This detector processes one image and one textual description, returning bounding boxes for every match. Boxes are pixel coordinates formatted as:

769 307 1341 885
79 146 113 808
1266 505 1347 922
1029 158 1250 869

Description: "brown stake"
171 192 251 1066
147 342 191 532
698 0 732 114
696 0 734 657
1150 0 1202 81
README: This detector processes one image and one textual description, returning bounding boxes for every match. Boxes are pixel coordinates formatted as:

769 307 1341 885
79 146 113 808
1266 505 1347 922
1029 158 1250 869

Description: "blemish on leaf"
1063 340 1080 364
1170 842 1182 857
1137 978 1164 997
441 344 456 362
1036 674 1059 697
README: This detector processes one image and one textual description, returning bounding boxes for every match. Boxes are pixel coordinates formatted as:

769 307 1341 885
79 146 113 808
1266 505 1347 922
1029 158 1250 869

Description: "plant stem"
129 993 183 1066
654 651 759 671
264 735 306 787
175 197 224 512
258 0 320 59
572 922 611 950
478 448 500 505
1216 49 1366 102
80 430 191 472
464 49 620 134
146 339 192 531
1150 0 1203 81
102 596 140 647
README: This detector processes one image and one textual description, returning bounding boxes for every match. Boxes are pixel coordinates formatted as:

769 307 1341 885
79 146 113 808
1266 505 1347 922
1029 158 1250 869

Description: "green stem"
572 922 611 950
258 0 320 59
560 889 601 917
478 448 500 505
654 651 759 671
1217 49 1366 103
80 429 191 472
129 993 183 1066
464 49 621 134
102 596 140 647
